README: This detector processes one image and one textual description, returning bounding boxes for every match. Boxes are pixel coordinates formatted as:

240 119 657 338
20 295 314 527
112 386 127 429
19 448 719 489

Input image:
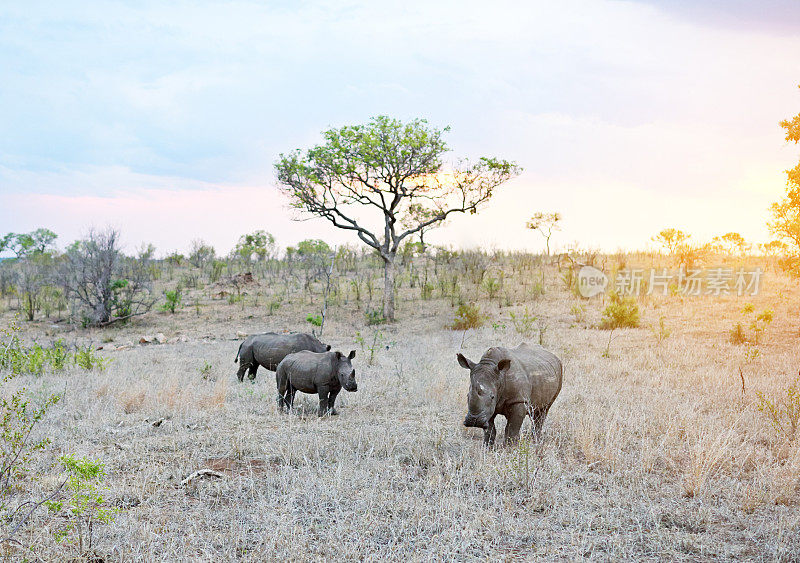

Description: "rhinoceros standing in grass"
457 343 562 446
276 350 357 416
234 332 330 382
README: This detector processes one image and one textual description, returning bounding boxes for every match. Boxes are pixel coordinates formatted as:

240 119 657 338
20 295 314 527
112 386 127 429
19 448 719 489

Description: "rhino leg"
247 363 259 382
504 404 528 445
317 385 330 417
236 363 248 383
531 407 549 440
483 416 497 446
328 388 340 415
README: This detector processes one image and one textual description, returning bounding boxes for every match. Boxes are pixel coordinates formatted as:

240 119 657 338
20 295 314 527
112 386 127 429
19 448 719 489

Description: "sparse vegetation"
450 303 483 330
600 291 640 329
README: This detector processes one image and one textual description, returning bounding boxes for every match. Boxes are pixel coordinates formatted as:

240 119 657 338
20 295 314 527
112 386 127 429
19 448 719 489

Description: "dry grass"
4 258 800 560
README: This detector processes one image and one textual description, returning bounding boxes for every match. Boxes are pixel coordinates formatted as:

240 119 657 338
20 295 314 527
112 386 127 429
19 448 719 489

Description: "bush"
46 455 117 556
306 314 323 327
600 291 640 329
756 373 800 442
365 308 386 326
0 320 61 542
160 287 182 314
73 345 108 372
510 308 536 337
450 303 483 330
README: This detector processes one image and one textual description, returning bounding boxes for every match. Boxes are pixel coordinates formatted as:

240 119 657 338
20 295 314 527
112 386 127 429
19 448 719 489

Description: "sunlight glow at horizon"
1 1 799 256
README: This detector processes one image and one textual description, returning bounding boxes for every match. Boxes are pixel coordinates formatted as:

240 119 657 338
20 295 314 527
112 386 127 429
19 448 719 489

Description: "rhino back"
251 333 323 370
509 343 562 408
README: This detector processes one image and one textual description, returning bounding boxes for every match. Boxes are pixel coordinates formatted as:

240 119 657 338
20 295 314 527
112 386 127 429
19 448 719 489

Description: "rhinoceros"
234 332 330 383
276 350 357 416
457 343 562 446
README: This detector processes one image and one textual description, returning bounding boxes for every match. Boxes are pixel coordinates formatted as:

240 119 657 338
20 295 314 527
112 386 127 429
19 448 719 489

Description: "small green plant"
756 373 800 442
306 314 323 327
730 322 747 345
569 304 585 324
491 321 507 333
600 291 640 329
0 319 61 543
450 303 483 330
651 316 671 345
73 345 108 372
420 282 435 300
505 436 537 493
160 286 182 314
731 306 773 345
750 309 773 344
482 276 502 300
46 455 118 557
355 330 385 366
365 308 386 326
267 298 282 315
510 308 536 337
199 361 213 379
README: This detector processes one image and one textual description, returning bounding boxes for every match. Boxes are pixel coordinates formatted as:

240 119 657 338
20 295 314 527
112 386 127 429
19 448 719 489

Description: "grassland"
2 251 799 561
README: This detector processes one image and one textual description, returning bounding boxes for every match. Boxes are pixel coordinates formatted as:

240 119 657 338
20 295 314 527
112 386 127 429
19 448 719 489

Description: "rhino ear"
335 351 342 359
348 350 356 360
326 344 331 351
497 359 511 373
457 353 474 370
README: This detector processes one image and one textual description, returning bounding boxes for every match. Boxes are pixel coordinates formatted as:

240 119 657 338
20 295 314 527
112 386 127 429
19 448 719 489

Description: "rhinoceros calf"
234 332 330 383
276 350 357 416
457 343 562 446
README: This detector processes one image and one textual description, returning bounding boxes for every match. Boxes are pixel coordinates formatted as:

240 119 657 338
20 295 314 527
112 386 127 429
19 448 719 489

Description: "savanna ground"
3 250 800 561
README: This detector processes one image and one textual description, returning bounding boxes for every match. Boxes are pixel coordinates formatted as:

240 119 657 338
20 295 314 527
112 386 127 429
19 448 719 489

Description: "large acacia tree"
275 116 520 321
771 86 800 274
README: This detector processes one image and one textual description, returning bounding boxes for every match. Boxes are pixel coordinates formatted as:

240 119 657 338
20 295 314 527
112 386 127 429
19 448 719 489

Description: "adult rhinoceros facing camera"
276 350 357 417
234 332 330 383
457 343 562 446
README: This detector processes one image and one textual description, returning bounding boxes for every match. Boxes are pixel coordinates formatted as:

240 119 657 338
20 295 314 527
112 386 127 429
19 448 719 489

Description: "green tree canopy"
275 115 520 320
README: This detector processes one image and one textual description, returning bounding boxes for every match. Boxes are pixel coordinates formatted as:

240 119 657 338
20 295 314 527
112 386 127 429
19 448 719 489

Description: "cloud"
1 0 799 252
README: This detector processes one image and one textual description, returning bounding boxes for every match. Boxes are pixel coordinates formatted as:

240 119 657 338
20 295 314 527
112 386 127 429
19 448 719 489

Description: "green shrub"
730 322 747 345
46 455 117 556
756 374 800 442
365 308 386 326
450 303 483 330
600 291 640 329
0 320 61 541
306 314 323 327
73 345 108 372
510 308 536 337
160 287 182 314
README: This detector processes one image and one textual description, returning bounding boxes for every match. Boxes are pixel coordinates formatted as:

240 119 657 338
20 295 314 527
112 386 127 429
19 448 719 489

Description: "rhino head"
335 350 357 392
457 353 511 429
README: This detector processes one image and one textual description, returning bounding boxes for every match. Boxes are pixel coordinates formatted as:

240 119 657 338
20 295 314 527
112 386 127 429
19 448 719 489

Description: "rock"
154 333 167 344
236 331 248 339
178 335 190 343
139 336 153 345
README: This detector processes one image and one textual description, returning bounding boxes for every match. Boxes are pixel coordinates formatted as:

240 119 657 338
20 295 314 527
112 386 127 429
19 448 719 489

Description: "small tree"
526 212 561 256
652 228 690 255
275 115 520 321
712 232 750 255
233 230 275 264
188 239 216 270
59 229 154 326
770 85 800 274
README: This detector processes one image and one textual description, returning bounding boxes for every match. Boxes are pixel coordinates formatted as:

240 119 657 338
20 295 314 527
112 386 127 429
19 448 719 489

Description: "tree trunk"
382 253 396 322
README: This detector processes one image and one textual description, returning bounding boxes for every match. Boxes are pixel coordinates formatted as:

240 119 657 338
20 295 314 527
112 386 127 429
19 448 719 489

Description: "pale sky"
1 0 799 256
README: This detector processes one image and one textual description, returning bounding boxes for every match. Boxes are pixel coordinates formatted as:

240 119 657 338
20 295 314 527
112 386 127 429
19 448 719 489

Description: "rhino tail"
234 341 244 363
